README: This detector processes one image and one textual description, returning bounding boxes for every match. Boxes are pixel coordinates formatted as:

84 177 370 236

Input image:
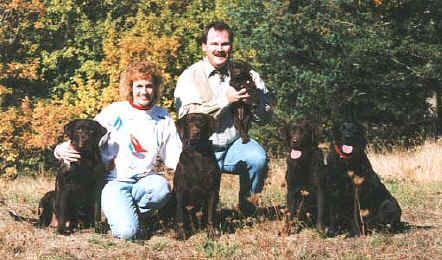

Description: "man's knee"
244 150 268 193
245 150 268 171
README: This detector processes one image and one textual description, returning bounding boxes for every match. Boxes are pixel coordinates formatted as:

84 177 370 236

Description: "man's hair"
201 21 234 44
119 61 163 103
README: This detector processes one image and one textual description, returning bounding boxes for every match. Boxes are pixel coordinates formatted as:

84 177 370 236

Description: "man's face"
202 28 232 69
132 78 155 108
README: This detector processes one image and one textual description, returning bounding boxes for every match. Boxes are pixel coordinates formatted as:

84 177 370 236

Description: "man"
174 21 273 214
54 61 182 239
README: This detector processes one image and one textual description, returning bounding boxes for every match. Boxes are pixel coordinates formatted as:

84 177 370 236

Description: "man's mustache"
213 51 227 57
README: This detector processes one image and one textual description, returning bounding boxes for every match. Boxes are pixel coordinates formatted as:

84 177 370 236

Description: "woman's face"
132 78 155 108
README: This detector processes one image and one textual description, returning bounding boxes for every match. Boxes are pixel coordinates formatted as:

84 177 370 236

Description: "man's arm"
174 70 227 118
174 69 250 119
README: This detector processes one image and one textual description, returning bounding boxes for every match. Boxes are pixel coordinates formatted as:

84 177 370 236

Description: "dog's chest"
286 152 315 176
60 160 100 184
175 150 219 191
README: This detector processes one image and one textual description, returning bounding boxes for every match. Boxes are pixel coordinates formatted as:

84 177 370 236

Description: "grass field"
0 142 441 259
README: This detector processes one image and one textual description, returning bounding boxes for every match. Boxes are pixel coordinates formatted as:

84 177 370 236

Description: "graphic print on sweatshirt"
112 115 149 159
129 134 148 159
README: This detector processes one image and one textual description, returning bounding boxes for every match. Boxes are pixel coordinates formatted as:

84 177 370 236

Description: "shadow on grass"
323 221 434 238
9 205 430 241
388 221 433 233
217 205 285 234
136 204 287 240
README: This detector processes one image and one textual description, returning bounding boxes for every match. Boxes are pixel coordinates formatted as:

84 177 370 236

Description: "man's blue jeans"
101 174 171 240
215 138 268 199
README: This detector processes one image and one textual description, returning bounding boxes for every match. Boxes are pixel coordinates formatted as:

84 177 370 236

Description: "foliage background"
0 0 441 176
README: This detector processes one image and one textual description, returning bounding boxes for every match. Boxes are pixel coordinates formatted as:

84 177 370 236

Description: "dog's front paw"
94 221 108 234
175 224 187 240
206 225 219 240
316 222 325 234
324 225 338 237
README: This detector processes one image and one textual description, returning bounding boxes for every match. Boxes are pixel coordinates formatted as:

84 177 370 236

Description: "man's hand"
54 141 81 164
226 86 250 104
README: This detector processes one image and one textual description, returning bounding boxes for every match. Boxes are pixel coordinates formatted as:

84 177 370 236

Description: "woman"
55 61 181 239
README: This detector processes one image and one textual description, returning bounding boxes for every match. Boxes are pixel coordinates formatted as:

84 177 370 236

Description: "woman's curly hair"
119 61 163 103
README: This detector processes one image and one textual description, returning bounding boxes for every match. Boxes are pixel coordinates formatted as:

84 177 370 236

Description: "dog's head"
176 113 216 146
229 61 256 94
64 119 107 153
280 120 317 160
332 121 367 158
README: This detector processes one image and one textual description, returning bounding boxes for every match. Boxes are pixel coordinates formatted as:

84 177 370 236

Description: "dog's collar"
334 144 350 159
185 140 213 152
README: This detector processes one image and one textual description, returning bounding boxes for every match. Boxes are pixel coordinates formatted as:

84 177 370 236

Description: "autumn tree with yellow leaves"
1 0 441 176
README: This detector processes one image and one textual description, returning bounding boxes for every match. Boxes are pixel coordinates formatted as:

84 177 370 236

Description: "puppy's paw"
235 161 248 174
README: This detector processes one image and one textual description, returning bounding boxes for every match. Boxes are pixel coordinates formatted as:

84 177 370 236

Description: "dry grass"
1 142 441 259
369 140 442 182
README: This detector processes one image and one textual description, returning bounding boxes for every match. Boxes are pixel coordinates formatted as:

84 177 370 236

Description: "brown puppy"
327 121 401 236
39 119 107 234
280 120 326 233
174 113 221 240
229 61 258 143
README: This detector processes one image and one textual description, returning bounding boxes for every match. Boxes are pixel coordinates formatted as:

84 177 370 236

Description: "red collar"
130 101 152 110
334 144 350 159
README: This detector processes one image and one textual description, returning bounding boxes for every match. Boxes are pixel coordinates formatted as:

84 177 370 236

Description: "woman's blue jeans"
101 173 171 240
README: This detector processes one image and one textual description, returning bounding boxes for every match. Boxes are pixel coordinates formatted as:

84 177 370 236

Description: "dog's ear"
355 121 368 147
310 123 319 147
64 119 80 140
331 121 341 140
91 120 107 139
176 115 187 142
278 124 291 147
206 115 216 136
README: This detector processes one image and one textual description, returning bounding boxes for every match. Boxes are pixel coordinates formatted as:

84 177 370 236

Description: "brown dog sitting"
174 113 221 240
229 61 258 143
280 120 326 234
38 119 107 234
327 121 401 236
